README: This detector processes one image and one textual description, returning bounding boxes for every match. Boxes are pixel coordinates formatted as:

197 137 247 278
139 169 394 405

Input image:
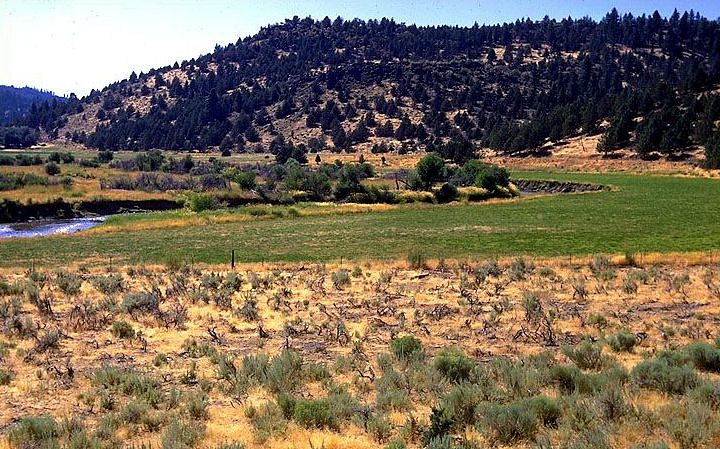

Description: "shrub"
438 383 488 428
384 439 407 449
564 428 611 449
590 255 615 279
247 402 287 443
222 272 243 291
407 250 427 269
90 365 162 405
64 426 101 449
36 328 62 352
214 444 245 449
94 413 119 441
550 364 582 395
56 270 81 295
477 259 502 278
0 173 49 190
120 399 148 424
508 257 533 280
622 276 639 294
275 392 296 419
596 386 628 421
632 358 698 395
48 152 74 163
325 385 362 422
562 340 605 370
0 369 12 385
424 405 454 444
110 320 135 339
160 419 205 449
235 296 259 321
490 356 545 399
185 193 219 212
433 347 475 382
367 414 392 442
91 274 124 295
121 291 160 315
524 396 562 428
684 342 720 372
347 184 399 204
265 349 303 393
199 173 229 191
475 163 510 192
586 314 609 330
331 269 351 289
480 402 538 444
45 162 60 176
98 151 114 163
376 387 411 412
425 435 454 449
630 443 670 449
293 398 335 429
102 172 199 191
689 382 720 409
186 391 209 420
607 329 637 353
153 353 168 367
562 397 599 433
662 401 717 449
434 182 458 203
390 335 424 362
8 416 58 449
234 171 257 190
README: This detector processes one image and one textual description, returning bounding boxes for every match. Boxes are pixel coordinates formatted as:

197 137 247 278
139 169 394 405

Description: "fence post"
231 250 235 270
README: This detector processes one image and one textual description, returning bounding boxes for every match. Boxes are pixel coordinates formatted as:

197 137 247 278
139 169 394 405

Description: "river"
0 216 107 239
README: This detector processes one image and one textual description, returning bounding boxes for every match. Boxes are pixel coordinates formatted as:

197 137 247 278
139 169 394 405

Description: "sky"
2 0 719 97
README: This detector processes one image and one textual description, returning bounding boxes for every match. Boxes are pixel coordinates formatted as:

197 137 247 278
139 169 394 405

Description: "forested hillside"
20 9 720 165
0 86 63 148
0 85 59 126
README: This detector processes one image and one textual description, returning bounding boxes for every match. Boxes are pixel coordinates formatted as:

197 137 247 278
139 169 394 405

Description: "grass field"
0 171 719 268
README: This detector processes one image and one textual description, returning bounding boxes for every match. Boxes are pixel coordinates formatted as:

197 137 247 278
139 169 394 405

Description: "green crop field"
1 171 719 268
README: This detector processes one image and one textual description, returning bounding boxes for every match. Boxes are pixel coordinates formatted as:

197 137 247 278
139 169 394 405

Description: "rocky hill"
21 9 720 163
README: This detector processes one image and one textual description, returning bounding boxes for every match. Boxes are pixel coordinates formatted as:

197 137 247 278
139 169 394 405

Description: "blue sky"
1 0 719 96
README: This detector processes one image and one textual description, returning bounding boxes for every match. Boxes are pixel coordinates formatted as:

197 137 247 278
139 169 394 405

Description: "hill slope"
23 9 720 162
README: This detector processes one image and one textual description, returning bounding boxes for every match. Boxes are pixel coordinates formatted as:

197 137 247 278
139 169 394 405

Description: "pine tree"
634 117 663 156
598 110 633 155
704 132 720 169
332 125 347 149
487 48 497 62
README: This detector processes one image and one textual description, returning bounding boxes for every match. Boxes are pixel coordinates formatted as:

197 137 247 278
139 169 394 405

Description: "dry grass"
0 164 174 203
485 133 718 177
1 258 720 448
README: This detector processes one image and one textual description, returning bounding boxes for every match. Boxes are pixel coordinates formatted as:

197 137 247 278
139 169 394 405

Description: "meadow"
0 171 718 268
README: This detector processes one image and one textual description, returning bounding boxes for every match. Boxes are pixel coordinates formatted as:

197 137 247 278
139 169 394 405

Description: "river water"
0 216 107 239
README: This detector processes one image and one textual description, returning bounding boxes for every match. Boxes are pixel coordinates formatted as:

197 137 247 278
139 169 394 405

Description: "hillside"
21 9 720 164
0 85 60 126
